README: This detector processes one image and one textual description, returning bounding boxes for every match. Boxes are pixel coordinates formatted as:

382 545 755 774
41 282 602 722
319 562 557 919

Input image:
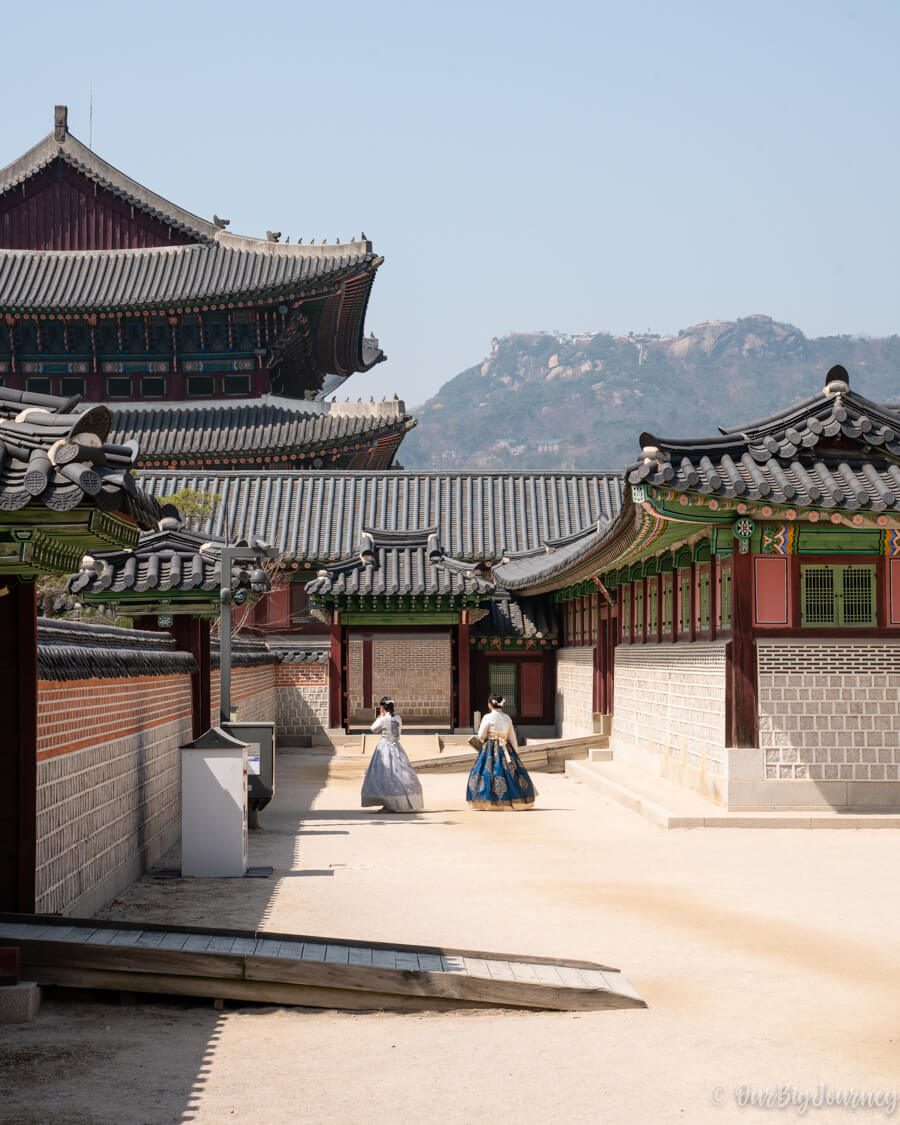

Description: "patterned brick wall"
758 641 900 781
556 648 594 738
210 664 277 726
275 662 329 738
611 644 728 777
36 675 193 914
347 634 451 722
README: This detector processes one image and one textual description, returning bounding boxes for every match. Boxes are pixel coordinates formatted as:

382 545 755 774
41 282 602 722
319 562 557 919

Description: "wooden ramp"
0 914 645 1013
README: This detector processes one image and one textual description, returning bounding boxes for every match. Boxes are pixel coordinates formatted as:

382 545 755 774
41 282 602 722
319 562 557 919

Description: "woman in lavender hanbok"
361 698 424 813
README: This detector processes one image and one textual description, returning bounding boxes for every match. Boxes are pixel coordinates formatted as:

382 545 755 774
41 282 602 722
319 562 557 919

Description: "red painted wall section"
754 556 790 626
889 559 900 625
0 161 200 250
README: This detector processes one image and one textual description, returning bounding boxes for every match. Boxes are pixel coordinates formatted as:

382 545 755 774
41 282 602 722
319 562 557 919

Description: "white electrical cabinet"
181 726 248 877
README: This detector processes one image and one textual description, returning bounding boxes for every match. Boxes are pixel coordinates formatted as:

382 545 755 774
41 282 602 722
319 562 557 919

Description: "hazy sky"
3 1 898 405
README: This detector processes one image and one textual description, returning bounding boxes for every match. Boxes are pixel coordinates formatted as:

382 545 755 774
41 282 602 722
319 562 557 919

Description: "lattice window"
800 564 877 627
488 663 517 717
621 585 632 642
719 566 732 631
698 569 711 633
648 582 658 635
633 583 644 642
663 578 673 635
679 571 691 634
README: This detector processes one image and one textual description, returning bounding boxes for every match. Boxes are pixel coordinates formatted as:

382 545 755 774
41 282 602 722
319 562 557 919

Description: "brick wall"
757 641 900 782
347 634 451 723
556 648 594 738
210 664 277 726
611 644 728 798
36 674 193 915
275 662 329 738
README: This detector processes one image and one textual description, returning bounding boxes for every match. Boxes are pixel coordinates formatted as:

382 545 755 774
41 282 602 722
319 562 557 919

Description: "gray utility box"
223 721 276 812
181 726 248 877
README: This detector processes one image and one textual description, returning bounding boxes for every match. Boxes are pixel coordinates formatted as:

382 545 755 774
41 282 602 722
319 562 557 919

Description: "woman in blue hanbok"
466 695 537 810
361 698 424 813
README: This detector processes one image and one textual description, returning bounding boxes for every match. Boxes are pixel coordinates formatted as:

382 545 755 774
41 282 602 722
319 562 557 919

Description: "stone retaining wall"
556 648 594 738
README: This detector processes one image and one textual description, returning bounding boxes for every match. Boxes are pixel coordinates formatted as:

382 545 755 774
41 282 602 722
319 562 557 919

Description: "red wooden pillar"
328 616 345 730
361 636 373 710
171 617 211 738
0 579 38 912
457 616 471 730
728 549 758 747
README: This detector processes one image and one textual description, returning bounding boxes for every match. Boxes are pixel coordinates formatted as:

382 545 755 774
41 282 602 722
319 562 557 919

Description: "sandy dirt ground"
3 752 899 1125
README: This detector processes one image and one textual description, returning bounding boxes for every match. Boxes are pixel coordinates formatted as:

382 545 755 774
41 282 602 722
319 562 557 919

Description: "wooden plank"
556 966 587 989
301 943 327 962
462 957 491 978
256 939 282 959
230 937 259 956
278 942 305 960
19 941 245 982
62 928 100 944
207 936 238 955
371 949 396 970
486 960 519 982
135 931 167 950
107 930 146 947
394 952 420 971
510 961 539 982
417 953 443 973
441 956 467 974
181 934 215 953
529 963 564 986
325 945 350 964
157 932 191 952
0 922 40 939
347 947 373 967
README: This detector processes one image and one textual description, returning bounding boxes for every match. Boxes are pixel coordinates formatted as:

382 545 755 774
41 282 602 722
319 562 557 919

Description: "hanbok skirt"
361 736 424 812
466 737 537 810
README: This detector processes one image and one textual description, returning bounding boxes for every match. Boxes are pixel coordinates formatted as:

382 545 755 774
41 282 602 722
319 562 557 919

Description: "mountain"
400 316 900 471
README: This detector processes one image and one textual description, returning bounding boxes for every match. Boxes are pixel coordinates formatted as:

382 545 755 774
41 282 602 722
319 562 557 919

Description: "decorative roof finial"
266 230 281 243
823 364 850 397
213 215 230 229
54 105 68 143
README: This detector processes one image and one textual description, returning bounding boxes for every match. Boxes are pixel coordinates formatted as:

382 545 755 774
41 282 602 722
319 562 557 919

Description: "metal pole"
219 546 233 726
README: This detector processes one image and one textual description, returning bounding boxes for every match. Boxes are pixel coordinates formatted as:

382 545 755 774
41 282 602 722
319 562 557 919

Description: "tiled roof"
267 641 329 664
490 527 608 592
305 529 494 600
68 517 270 604
628 367 900 510
108 401 415 465
0 240 379 313
139 470 624 562
0 385 159 525
473 596 558 640
0 118 218 242
37 617 196 680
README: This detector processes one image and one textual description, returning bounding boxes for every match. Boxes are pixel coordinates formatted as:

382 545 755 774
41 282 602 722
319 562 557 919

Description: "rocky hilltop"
400 316 900 471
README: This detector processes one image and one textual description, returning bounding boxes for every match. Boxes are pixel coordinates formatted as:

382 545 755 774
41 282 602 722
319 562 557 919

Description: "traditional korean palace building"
5 108 900 921
0 107 412 472
493 366 900 811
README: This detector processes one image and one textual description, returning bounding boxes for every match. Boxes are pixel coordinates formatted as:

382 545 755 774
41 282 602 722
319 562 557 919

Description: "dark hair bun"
379 696 395 714
488 694 505 709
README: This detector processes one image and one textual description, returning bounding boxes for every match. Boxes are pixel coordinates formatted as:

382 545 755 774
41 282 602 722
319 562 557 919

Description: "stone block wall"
276 662 329 738
210 664 277 726
36 674 193 915
611 644 728 787
556 648 594 738
757 641 900 782
348 634 451 723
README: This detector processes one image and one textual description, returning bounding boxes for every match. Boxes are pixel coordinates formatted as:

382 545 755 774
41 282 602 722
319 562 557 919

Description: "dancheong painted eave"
139 470 624 564
492 367 900 596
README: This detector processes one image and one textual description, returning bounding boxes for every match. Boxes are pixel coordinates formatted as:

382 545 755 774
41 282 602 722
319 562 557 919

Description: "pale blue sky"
3 0 898 404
